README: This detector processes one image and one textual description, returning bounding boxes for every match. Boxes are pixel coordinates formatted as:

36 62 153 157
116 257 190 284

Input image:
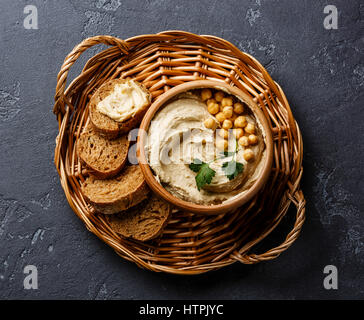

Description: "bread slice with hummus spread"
77 126 130 179
81 165 149 214
89 79 151 138
106 194 170 241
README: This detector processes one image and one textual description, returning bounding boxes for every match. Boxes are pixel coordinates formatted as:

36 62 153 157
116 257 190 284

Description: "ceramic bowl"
137 80 273 214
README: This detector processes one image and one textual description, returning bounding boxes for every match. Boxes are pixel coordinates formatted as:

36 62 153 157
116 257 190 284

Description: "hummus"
146 94 266 205
96 80 149 122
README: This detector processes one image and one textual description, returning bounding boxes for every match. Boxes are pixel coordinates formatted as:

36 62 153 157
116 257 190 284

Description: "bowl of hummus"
137 80 273 214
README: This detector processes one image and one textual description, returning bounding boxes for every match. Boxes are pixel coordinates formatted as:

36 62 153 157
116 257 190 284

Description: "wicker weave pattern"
53 31 305 274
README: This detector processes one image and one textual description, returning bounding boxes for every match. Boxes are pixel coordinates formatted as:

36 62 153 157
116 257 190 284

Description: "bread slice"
81 165 149 214
76 127 130 179
106 194 171 241
89 79 151 138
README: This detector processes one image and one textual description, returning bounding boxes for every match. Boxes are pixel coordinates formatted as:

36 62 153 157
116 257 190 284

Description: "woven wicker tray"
53 31 305 274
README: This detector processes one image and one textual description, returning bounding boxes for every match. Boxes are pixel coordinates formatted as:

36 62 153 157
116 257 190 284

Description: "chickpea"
222 106 233 118
222 119 233 130
218 128 229 139
204 118 216 129
215 112 226 123
207 98 217 109
243 148 255 161
248 134 258 145
214 91 224 102
233 102 244 114
245 123 255 134
221 97 233 107
207 102 220 115
219 129 230 139
216 139 228 151
201 89 212 101
234 116 247 128
230 113 238 123
232 128 244 139
206 98 216 107
238 136 249 147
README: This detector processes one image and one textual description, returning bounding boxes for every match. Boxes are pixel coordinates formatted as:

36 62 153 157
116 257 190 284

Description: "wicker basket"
53 31 305 275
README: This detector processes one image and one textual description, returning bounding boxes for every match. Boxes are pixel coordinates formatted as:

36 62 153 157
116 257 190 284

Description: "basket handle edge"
53 35 129 116
232 173 306 264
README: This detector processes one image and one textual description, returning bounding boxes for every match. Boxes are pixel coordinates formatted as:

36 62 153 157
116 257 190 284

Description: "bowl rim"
137 80 273 214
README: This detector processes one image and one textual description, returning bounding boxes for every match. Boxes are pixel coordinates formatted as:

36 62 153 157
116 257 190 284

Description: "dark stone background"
0 0 362 299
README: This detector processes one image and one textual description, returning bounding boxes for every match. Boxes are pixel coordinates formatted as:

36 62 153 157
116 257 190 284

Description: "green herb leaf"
220 151 235 157
222 161 244 180
195 163 216 191
189 159 216 190
189 158 204 172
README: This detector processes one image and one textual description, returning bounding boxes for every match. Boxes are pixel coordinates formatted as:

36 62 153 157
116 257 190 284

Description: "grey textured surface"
0 0 363 299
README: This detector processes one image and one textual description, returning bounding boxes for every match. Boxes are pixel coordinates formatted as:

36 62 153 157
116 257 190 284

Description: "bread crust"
76 127 130 179
106 194 171 241
81 165 149 214
89 79 151 138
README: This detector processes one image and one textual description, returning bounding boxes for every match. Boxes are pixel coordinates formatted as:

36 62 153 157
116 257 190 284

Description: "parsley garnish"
189 158 204 173
189 139 244 191
222 160 244 180
189 154 244 190
220 151 235 157
189 159 216 191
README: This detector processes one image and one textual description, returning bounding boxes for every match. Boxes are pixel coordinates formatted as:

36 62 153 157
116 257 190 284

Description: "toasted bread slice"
89 79 151 138
81 165 149 214
76 127 130 179
107 194 171 241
